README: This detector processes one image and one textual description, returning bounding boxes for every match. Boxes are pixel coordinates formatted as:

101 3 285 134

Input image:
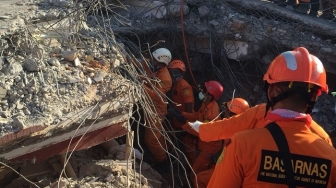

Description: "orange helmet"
205 80 224 100
263 47 328 95
226 98 249 115
168 60 186 72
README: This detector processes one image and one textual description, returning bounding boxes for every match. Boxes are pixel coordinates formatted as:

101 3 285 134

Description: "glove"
166 109 175 119
175 114 187 124
188 120 204 132
167 108 181 117
167 108 185 123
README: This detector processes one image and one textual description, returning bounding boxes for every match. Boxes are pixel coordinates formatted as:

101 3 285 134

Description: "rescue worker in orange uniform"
167 60 194 130
208 47 336 187
195 98 250 188
169 80 224 186
141 48 173 169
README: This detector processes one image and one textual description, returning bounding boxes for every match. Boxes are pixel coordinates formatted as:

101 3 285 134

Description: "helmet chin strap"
264 82 317 117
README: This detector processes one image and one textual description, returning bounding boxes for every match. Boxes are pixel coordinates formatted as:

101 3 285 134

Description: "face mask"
198 92 205 101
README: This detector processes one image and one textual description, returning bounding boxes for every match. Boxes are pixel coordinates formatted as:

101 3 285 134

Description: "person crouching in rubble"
139 48 173 172
168 80 223 187
167 60 195 130
195 98 250 188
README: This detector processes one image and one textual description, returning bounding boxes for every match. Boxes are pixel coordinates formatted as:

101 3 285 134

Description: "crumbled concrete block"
93 71 106 82
62 50 78 61
74 57 81 67
12 117 25 131
47 58 61 66
86 77 92 85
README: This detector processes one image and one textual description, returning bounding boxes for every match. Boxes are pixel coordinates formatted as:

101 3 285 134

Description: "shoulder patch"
257 150 331 188
183 89 190 95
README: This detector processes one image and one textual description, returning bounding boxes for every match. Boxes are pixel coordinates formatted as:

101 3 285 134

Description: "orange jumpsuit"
170 78 194 130
208 110 336 188
182 100 222 186
198 103 333 146
195 139 229 188
143 63 172 162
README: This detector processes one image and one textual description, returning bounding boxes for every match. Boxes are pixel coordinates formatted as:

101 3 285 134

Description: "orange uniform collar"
265 109 312 127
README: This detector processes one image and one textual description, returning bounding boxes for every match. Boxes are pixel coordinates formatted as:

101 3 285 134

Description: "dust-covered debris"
2 146 162 188
0 0 137 141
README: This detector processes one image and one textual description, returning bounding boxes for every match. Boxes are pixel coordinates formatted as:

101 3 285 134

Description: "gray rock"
47 58 61 67
23 59 39 72
198 5 210 17
12 117 25 131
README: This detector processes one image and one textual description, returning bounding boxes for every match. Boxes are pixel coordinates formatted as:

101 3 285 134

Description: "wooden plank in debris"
226 0 336 36
0 115 128 163
40 96 133 134
0 125 47 146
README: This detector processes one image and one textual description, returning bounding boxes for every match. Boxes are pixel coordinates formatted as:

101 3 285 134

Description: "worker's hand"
188 120 204 132
166 109 175 119
167 108 181 116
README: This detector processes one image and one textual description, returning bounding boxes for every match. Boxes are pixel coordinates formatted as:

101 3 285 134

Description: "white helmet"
152 48 172 65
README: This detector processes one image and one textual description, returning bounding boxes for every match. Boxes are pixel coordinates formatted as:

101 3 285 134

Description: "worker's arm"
182 111 198 122
155 67 172 94
185 103 193 113
208 135 243 187
199 104 264 142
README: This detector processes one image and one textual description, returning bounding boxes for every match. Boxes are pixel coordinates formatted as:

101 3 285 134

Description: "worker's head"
152 48 172 67
222 98 250 118
168 60 186 82
198 80 224 102
263 47 328 114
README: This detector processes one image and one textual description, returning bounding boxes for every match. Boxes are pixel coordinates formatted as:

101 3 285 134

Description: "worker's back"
208 120 336 188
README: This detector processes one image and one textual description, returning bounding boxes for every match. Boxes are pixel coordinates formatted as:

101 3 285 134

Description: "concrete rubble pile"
0 0 164 187
0 0 134 144
4 145 162 188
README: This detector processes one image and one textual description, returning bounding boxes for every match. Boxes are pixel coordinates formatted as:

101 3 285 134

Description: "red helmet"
226 98 249 115
263 47 328 95
205 80 224 100
168 60 186 72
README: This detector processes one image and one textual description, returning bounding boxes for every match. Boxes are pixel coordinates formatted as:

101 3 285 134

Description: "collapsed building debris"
0 0 158 187
99 0 336 134
0 0 336 187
